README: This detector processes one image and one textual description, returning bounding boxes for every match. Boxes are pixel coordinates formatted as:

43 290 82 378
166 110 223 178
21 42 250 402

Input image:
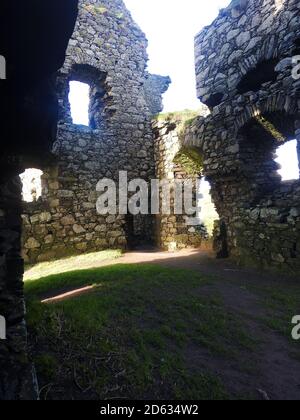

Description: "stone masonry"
2 0 300 401
22 0 170 264
183 0 300 271
153 111 211 251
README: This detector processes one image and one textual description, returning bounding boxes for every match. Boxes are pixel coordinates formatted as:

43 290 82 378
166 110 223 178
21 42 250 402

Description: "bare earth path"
117 248 296 285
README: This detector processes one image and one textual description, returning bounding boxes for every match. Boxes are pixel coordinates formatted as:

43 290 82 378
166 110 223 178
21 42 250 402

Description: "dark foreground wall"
0 0 78 400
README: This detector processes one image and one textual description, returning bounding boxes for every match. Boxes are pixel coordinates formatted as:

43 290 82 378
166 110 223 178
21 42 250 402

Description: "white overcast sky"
124 0 231 112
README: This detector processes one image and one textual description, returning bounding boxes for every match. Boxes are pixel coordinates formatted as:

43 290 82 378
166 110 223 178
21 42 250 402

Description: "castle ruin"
0 0 300 399
182 0 300 271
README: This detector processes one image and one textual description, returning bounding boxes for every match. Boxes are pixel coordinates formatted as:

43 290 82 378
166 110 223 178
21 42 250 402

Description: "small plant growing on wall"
84 4 108 16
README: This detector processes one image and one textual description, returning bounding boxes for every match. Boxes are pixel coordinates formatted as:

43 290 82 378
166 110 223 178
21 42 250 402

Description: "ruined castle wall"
144 74 171 116
195 0 300 105
186 0 300 271
22 0 170 263
153 118 207 251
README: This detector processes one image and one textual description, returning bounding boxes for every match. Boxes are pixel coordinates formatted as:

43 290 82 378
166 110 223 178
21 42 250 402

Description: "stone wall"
153 116 209 251
0 176 37 399
195 0 299 106
22 0 170 263
184 0 300 271
144 74 171 116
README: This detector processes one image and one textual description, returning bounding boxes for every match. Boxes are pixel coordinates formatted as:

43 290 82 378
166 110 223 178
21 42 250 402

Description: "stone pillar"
0 174 37 400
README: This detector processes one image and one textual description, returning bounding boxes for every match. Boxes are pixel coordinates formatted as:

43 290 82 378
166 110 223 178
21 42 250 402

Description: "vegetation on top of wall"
174 146 204 176
255 115 285 143
155 109 200 124
155 109 201 143
83 4 125 20
84 4 108 15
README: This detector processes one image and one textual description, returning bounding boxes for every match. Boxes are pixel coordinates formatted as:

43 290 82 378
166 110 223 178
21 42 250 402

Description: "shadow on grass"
26 264 257 400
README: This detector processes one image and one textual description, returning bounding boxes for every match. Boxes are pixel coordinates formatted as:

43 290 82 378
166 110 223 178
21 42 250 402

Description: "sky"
275 140 299 181
69 81 90 125
124 0 231 112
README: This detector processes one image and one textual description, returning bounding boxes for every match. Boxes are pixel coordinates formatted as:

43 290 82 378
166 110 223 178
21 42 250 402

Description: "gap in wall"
275 139 299 181
197 178 219 236
69 81 90 126
20 168 43 203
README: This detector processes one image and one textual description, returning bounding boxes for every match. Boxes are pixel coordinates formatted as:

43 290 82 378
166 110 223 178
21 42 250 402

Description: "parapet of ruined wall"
184 0 300 271
22 0 170 263
144 74 171 116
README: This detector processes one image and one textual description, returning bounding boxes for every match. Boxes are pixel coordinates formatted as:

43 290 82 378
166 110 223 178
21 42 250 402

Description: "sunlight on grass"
24 249 123 281
25 262 300 400
26 264 255 400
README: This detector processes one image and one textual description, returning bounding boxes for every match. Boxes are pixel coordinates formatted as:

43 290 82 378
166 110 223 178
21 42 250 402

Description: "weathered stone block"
24 237 41 250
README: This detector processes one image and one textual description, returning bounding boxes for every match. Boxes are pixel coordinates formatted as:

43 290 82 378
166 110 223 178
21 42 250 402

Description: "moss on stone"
174 146 204 176
115 12 124 19
84 4 108 15
154 110 204 175
255 115 285 143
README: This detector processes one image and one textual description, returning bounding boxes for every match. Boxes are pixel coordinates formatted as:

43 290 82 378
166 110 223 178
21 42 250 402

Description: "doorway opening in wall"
20 168 43 203
69 81 90 126
125 213 155 251
275 139 299 181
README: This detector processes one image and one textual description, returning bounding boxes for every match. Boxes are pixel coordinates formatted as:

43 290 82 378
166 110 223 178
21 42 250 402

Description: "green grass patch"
155 109 200 123
245 282 300 360
250 283 300 336
26 264 257 400
24 249 122 281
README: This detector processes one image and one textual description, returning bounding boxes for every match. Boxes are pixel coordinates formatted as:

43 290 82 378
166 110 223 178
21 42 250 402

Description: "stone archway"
153 115 219 252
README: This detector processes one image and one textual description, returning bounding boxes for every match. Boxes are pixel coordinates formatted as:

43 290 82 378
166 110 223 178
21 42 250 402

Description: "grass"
24 249 122 281
248 282 300 359
155 105 210 124
25 256 300 400
173 146 204 176
155 109 201 123
25 264 256 400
